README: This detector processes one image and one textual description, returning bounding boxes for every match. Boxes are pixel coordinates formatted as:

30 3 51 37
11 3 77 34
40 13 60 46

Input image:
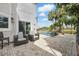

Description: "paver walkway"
0 34 77 56
0 42 53 56
40 34 77 56
34 35 62 56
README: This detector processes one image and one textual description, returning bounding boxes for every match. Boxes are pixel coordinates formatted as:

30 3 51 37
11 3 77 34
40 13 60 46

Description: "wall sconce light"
11 17 14 23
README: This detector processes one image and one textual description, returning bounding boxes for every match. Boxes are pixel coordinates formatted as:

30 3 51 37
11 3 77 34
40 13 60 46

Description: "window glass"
0 15 8 28
26 22 30 34
19 21 31 34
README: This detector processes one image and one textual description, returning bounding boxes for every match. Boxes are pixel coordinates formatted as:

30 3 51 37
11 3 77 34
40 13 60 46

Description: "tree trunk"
65 24 68 29
59 24 62 33
74 25 76 30
62 23 64 35
71 24 73 34
74 25 75 30
76 18 79 56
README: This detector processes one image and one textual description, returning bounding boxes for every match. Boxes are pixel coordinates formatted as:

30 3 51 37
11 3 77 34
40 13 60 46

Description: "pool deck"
40 34 77 56
0 34 77 56
34 34 62 56
0 41 53 56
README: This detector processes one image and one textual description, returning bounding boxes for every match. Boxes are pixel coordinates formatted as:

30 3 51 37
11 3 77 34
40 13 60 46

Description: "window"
0 15 8 28
26 22 31 34
19 21 31 34
19 21 25 32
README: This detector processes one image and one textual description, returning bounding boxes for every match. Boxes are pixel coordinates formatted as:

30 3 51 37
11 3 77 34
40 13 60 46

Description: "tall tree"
48 10 58 22
59 3 79 55
48 4 66 33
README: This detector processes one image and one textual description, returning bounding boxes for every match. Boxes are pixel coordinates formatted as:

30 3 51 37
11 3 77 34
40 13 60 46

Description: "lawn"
63 28 76 34
38 28 77 34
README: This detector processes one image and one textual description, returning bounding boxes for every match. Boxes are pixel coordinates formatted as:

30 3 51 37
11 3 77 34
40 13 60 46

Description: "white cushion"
18 32 26 41
18 38 26 41
34 36 38 38
18 32 23 39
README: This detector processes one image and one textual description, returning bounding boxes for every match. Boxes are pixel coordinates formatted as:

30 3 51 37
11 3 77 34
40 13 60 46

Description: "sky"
36 3 56 28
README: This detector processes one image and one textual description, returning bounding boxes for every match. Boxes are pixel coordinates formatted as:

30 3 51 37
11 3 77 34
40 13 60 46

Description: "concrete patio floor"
34 35 62 56
0 34 77 56
0 41 53 56
41 34 77 56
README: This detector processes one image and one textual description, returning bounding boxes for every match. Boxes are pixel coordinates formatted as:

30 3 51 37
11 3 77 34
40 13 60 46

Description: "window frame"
0 12 11 31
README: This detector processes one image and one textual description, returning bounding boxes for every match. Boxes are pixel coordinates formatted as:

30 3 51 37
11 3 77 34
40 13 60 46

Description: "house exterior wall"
0 3 13 41
17 3 37 35
0 3 37 42
0 3 11 31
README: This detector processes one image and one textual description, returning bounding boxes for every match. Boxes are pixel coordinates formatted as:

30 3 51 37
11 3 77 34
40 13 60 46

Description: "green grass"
38 28 77 34
63 29 76 34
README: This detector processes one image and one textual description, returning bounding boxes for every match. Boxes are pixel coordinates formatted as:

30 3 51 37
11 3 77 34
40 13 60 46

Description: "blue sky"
36 3 56 28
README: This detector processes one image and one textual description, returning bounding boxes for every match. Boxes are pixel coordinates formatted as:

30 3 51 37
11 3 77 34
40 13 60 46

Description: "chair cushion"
18 32 23 39
34 36 38 38
18 38 26 41
18 32 26 41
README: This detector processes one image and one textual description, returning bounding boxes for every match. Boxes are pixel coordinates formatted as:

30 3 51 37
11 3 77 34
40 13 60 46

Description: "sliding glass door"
19 21 25 35
26 22 31 34
19 21 31 35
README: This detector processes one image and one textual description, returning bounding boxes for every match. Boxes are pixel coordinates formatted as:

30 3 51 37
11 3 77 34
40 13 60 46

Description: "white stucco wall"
0 3 13 41
0 3 37 42
17 3 37 35
0 3 11 31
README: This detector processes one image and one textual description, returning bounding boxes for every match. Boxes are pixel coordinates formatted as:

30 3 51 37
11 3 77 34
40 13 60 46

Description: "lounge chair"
0 32 9 49
34 33 39 40
14 32 28 46
28 33 39 41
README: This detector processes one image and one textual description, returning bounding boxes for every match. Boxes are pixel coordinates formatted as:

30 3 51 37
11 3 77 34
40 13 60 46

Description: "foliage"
48 25 54 31
48 3 78 34
48 10 58 22
65 4 79 17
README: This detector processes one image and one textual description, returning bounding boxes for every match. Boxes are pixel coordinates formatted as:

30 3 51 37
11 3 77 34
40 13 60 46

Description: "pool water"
41 32 58 37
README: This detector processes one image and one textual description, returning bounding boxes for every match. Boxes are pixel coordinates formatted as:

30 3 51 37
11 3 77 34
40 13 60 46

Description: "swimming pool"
41 32 58 37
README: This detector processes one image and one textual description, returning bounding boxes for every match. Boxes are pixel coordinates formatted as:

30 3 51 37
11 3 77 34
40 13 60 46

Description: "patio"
0 34 77 56
43 34 77 56
0 41 53 56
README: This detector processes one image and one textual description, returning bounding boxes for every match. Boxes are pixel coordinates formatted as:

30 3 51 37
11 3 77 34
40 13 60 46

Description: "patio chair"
28 33 39 42
28 34 35 41
14 32 28 46
34 33 39 40
0 32 9 49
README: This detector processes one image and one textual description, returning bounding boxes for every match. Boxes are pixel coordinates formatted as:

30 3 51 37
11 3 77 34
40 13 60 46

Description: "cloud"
39 13 46 17
38 4 55 12
42 18 48 21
